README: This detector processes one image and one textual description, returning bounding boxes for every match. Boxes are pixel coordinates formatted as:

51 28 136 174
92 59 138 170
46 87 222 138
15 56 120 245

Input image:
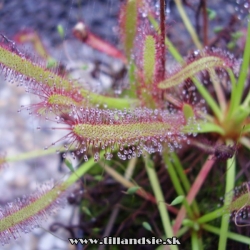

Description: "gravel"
0 0 122 47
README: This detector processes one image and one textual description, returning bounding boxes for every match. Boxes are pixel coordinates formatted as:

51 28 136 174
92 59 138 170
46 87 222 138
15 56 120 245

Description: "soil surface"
0 0 242 49
0 0 122 46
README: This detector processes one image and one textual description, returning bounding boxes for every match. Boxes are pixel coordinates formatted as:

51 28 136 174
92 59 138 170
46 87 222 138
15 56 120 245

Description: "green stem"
197 207 224 224
203 224 250 245
99 161 162 207
176 226 189 238
165 37 183 63
88 92 139 109
65 152 105 186
228 18 250 116
144 154 178 250
171 153 199 215
171 153 190 192
218 156 235 250
191 230 202 250
6 146 64 162
192 77 222 120
174 0 203 49
208 68 227 115
242 90 250 108
163 153 194 218
235 19 250 103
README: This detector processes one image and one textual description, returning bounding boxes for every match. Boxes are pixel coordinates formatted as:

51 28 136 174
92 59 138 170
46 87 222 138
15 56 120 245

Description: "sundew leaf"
230 21 250 114
53 107 190 161
0 153 99 245
157 55 232 89
143 35 156 85
29 84 86 117
182 103 195 122
0 42 138 109
0 44 74 90
224 182 250 225
122 0 137 59
141 35 157 109
0 180 69 245
46 57 57 68
227 192 250 212
170 195 185 206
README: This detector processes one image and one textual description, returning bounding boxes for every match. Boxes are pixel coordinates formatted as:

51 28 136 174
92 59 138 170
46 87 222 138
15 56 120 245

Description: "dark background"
0 0 244 55
0 0 123 46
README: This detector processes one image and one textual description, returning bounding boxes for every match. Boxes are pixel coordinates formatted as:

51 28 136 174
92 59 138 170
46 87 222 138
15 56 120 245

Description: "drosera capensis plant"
0 0 250 249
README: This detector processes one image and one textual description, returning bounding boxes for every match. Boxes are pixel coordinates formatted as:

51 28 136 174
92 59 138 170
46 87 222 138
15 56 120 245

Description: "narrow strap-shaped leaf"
230 19 250 113
122 0 137 59
0 155 99 245
143 35 156 85
0 46 73 90
0 181 68 244
55 107 192 160
0 45 138 109
157 55 231 89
